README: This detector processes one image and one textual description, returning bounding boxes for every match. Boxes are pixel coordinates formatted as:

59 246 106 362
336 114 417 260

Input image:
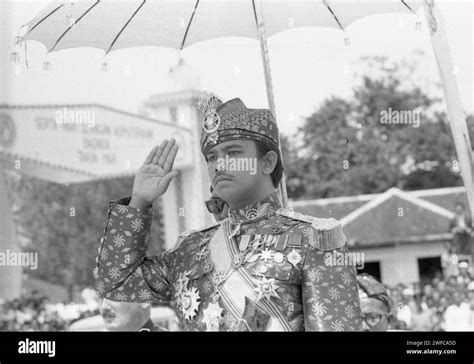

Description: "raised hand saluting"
129 139 179 209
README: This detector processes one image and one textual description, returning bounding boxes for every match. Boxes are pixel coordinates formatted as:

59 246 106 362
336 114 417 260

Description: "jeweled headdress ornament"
197 92 223 134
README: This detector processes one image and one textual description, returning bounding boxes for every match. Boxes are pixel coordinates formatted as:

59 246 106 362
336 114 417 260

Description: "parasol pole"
423 0 474 224
254 0 289 209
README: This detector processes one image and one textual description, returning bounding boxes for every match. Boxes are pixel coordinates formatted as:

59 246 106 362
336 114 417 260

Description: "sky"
0 0 472 136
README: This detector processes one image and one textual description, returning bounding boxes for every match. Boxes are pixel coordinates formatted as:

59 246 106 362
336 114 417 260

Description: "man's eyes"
366 313 384 319
206 151 241 161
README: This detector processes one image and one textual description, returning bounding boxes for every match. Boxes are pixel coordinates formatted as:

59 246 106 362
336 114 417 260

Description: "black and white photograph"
0 0 473 359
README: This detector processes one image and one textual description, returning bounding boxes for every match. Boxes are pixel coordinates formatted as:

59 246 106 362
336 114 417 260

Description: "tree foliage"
4 172 164 294
283 54 473 199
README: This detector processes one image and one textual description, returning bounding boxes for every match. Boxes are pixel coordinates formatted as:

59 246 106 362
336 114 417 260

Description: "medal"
254 277 279 302
259 249 273 262
175 271 201 321
287 250 302 267
202 302 223 331
273 252 284 264
178 286 201 321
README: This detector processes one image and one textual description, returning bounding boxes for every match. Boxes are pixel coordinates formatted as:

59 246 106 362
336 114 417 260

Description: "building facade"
291 186 470 286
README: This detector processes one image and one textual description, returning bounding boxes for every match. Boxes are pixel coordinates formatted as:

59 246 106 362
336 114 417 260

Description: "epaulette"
276 208 346 250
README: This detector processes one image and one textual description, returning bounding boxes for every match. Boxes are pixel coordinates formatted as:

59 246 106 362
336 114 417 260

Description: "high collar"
228 191 282 224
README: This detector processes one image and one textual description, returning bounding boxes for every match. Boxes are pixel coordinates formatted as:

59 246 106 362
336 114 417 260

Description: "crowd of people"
0 289 99 331
386 258 474 331
1 259 473 332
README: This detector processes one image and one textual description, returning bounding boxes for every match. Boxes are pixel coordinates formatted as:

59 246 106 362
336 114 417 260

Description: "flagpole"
423 0 474 224
254 0 289 209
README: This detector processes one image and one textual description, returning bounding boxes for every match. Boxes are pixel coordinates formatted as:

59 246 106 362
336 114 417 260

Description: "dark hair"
254 140 284 188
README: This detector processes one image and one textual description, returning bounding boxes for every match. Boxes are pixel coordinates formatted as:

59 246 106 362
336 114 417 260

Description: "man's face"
205 140 267 204
100 299 150 331
452 291 464 306
360 298 390 332
423 285 432 296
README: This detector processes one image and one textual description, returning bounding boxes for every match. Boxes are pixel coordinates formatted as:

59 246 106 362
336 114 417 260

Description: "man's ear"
262 150 278 175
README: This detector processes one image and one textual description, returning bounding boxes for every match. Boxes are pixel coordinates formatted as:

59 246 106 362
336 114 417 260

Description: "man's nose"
215 158 226 172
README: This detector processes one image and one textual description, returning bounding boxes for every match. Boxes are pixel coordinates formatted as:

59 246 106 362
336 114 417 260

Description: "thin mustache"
214 173 234 183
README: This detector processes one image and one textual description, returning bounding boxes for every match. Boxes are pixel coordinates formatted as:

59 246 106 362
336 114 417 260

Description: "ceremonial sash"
208 219 291 331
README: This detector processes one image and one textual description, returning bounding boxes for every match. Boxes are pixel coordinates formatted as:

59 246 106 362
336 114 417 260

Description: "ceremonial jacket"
95 192 362 331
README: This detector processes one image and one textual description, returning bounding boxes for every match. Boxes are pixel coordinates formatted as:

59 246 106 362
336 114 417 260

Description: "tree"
283 53 469 199
5 171 165 294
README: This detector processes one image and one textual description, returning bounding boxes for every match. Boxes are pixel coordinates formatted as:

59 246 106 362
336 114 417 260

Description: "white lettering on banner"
83 137 110 150
2 108 192 180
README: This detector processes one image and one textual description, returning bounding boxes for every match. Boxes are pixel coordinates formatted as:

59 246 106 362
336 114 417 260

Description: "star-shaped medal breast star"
254 276 280 302
202 302 223 331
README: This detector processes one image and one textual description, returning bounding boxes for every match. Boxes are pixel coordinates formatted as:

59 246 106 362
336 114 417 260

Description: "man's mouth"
214 175 234 184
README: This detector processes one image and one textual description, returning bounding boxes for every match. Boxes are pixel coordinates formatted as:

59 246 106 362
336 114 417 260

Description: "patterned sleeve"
301 239 362 331
95 197 173 305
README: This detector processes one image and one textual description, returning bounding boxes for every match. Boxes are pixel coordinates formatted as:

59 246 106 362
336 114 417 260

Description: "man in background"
357 274 393 331
443 290 471 331
100 299 154 331
449 202 473 258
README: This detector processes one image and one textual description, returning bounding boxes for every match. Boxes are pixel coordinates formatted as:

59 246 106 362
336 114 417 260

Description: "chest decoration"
286 250 302 267
254 276 280 302
175 271 201 321
202 302 224 331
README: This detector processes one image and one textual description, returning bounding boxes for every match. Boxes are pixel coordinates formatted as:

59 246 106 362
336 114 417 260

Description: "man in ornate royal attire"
95 95 362 331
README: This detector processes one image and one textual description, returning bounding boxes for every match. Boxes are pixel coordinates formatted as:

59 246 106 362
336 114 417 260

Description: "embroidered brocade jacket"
95 192 362 331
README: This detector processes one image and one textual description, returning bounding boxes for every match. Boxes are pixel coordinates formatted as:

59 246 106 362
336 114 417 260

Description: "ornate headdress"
197 93 279 155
